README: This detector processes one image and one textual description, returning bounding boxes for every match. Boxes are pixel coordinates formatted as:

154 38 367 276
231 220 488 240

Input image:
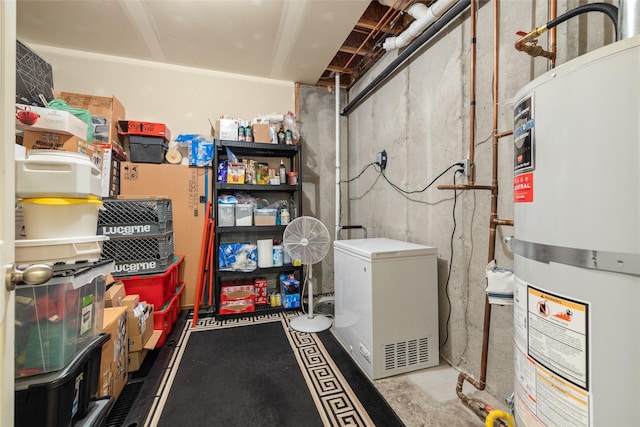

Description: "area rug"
143 311 404 426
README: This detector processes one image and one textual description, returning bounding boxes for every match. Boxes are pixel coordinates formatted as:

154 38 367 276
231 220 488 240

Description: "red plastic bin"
120 254 184 309
153 282 185 348
170 282 185 325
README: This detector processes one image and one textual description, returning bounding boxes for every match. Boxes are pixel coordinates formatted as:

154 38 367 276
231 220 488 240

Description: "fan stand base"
290 313 332 333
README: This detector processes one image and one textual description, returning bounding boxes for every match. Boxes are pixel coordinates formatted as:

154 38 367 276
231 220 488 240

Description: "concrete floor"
371 360 507 427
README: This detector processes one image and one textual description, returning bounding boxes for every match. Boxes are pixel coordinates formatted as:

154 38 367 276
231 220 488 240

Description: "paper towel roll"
257 239 273 268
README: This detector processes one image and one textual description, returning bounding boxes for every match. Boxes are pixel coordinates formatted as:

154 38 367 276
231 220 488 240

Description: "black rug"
146 312 404 426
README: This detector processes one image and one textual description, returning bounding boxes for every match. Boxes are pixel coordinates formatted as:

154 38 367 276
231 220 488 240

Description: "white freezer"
332 238 439 380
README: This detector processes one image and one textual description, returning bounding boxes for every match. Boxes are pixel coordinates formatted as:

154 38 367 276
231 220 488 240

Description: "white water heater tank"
512 35 640 426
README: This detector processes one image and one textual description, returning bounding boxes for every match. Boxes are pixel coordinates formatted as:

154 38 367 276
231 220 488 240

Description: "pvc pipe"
341 0 470 116
383 0 458 50
335 73 341 240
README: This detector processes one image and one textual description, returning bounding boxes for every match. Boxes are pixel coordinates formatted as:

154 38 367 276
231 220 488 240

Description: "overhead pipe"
341 0 471 116
342 0 408 74
382 0 459 51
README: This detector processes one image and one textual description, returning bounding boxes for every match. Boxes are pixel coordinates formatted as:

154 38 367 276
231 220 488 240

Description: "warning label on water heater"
514 278 591 427
514 172 534 203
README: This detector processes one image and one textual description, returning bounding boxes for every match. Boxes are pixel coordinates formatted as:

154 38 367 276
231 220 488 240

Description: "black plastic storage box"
127 135 168 164
15 333 109 427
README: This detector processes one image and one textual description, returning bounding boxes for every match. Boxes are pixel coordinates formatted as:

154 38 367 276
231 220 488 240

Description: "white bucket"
15 235 108 266
16 150 102 198
19 197 103 239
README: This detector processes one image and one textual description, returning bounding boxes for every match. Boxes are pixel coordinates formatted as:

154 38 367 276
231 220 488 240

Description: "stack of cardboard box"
123 294 161 371
99 276 161 402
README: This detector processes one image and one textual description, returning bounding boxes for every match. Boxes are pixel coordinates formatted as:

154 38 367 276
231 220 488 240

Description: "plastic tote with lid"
19 197 103 239
16 150 102 198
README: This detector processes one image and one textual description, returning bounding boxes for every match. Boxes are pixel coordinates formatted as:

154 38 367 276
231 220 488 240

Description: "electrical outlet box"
463 158 471 176
376 150 387 170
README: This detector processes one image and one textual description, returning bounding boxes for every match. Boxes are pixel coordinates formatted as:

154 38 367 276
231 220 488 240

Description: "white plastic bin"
19 197 103 239
217 204 235 227
15 235 108 266
16 150 102 198
235 204 253 226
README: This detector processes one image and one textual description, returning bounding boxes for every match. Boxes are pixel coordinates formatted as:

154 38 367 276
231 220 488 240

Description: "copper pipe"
468 0 477 184
493 218 514 227
549 0 557 68
341 0 410 73
495 130 513 139
456 1 504 423
437 184 492 191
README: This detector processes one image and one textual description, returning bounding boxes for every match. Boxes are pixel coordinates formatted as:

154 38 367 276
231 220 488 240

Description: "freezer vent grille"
384 337 430 371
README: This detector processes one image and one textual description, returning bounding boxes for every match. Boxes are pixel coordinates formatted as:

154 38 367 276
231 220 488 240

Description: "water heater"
512 35 640 426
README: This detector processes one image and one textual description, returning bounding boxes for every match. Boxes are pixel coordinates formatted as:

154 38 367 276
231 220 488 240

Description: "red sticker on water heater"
514 172 533 203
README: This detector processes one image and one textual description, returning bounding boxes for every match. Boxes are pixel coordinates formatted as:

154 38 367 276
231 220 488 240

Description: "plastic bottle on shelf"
289 197 297 219
279 159 286 184
281 208 290 225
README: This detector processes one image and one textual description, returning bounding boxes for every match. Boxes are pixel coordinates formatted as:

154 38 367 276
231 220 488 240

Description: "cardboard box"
128 330 162 372
120 163 212 309
252 123 275 144
118 120 171 141
218 298 255 315
96 143 125 197
126 300 153 352
122 294 140 310
59 92 126 150
105 282 126 308
98 306 128 400
212 118 239 141
21 130 103 170
254 278 268 305
16 104 89 139
221 281 255 302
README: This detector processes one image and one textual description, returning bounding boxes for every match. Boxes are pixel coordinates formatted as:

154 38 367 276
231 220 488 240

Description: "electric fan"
283 216 332 332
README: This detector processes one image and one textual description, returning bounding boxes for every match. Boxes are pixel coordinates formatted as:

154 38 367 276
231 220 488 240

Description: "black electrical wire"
339 162 377 184
547 2 618 39
381 162 462 195
440 169 464 348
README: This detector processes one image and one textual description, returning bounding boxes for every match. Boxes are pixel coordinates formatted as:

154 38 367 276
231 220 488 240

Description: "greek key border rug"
143 311 395 426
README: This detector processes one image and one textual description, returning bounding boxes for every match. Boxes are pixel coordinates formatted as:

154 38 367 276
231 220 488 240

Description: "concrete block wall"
299 0 617 404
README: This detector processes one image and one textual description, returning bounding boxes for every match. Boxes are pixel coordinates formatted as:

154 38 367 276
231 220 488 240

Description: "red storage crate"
120 255 183 308
153 282 184 348
171 282 185 325
153 295 174 348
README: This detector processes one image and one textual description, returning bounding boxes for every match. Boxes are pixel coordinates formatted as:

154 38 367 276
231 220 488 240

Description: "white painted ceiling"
17 0 371 85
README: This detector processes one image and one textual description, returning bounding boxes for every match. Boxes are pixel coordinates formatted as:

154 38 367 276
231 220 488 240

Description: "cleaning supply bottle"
281 208 290 225
289 197 297 219
279 159 286 184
